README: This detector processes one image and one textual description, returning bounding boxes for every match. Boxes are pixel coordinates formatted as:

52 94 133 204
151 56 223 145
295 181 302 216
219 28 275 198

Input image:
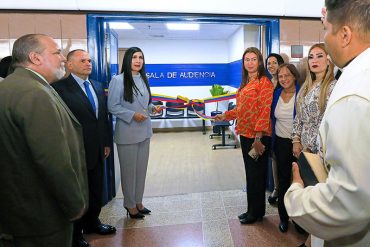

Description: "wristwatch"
255 136 262 142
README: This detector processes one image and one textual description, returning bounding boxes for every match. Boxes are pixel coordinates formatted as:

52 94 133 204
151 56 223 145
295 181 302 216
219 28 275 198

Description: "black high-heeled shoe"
137 206 151 215
279 221 289 232
124 207 145 219
268 195 278 204
268 188 278 204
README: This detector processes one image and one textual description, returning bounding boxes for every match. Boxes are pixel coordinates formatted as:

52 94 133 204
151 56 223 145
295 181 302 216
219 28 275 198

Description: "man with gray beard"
0 34 88 247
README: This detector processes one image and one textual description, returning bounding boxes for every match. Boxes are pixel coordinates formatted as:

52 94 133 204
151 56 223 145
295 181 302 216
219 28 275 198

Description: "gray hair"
66 49 87 61
12 34 48 66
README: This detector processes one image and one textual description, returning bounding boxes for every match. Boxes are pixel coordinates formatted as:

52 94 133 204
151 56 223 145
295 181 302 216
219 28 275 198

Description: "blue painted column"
265 18 280 192
87 15 106 82
265 19 280 55
87 14 116 204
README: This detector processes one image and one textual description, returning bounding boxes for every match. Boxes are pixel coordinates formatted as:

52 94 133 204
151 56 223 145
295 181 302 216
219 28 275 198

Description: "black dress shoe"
137 206 151 214
84 224 116 235
293 221 306 234
72 236 90 247
238 212 248 220
279 221 288 232
239 214 263 224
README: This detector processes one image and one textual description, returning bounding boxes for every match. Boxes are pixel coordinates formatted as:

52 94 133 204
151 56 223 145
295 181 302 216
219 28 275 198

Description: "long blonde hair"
296 43 334 114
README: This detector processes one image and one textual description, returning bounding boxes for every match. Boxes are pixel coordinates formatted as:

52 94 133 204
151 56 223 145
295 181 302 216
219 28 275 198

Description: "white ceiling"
111 23 243 40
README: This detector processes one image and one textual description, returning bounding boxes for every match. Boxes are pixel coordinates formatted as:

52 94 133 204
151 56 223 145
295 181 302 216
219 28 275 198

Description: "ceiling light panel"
166 23 200 30
109 22 134 30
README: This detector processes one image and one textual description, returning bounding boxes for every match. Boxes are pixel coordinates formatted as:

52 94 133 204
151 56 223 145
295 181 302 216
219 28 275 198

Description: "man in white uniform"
284 0 370 246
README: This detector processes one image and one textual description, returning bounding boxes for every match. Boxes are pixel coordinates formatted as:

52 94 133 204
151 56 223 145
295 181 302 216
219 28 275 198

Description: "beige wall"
280 19 325 62
280 19 325 82
0 13 87 58
0 14 323 63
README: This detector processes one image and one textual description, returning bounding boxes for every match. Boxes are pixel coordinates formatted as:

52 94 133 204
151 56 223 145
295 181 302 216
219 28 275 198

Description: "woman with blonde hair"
292 43 336 157
291 43 336 245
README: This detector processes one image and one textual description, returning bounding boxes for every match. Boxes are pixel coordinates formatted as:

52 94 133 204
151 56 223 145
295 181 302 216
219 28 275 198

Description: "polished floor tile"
229 216 308 247
87 190 306 247
86 223 203 247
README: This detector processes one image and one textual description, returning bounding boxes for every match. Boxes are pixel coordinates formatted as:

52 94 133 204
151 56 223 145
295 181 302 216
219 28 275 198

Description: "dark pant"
0 224 73 247
274 135 296 222
240 135 271 218
74 160 104 237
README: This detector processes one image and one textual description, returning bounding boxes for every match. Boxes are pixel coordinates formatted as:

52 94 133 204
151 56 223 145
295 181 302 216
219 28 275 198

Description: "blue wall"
228 60 242 88
146 60 242 87
87 14 280 87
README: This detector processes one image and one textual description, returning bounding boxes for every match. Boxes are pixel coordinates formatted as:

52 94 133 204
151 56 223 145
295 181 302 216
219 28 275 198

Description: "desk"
211 121 237 150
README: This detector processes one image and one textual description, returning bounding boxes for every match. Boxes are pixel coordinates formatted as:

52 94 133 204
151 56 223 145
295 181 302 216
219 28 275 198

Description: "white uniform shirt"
285 47 370 247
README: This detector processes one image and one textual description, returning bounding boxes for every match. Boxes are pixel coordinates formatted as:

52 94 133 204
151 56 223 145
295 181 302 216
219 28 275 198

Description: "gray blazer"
108 73 154 144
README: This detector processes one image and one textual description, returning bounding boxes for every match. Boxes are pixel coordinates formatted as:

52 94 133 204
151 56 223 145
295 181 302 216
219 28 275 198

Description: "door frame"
87 13 279 83
86 13 279 202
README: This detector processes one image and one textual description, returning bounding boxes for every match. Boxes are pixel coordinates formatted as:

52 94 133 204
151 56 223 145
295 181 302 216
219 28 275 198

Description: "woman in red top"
215 47 274 224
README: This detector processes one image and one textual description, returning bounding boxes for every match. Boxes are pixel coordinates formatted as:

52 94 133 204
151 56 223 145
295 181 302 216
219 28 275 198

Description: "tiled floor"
86 190 308 247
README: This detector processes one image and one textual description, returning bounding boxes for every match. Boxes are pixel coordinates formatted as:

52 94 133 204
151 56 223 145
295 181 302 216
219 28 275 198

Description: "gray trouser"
0 223 73 247
117 138 150 208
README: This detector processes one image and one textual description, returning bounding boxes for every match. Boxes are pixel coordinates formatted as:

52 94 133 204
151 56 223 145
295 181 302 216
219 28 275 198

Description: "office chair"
211 102 237 150
150 101 164 119
187 102 206 134
186 102 205 118
165 101 185 118
209 102 235 139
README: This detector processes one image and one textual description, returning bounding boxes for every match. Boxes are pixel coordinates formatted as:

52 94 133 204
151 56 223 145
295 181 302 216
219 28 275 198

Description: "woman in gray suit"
108 47 160 219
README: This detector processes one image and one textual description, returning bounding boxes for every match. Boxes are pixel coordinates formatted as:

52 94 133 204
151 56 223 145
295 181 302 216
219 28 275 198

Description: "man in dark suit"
0 34 88 246
53 49 116 247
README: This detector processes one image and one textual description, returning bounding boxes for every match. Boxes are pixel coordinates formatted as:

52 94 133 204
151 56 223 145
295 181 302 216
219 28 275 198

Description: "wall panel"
0 13 87 58
280 19 324 61
9 14 36 38
0 15 9 39
60 14 87 39
35 14 61 38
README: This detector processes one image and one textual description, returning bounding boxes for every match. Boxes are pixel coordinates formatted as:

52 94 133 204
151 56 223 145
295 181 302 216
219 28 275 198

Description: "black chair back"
165 102 185 117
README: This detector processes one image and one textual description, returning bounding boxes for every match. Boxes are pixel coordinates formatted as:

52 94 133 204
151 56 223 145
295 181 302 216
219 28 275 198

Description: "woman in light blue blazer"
108 47 160 219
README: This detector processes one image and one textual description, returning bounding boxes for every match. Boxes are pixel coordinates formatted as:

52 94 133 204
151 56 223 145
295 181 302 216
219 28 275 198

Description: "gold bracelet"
291 140 300 144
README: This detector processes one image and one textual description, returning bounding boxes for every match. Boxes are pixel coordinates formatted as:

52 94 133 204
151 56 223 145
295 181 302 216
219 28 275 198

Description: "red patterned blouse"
225 76 273 138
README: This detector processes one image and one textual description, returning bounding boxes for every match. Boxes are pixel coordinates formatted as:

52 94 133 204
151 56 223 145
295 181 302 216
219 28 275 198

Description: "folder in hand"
248 147 259 161
297 152 328 187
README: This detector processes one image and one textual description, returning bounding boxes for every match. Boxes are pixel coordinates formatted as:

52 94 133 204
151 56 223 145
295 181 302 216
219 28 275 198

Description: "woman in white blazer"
108 47 160 219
